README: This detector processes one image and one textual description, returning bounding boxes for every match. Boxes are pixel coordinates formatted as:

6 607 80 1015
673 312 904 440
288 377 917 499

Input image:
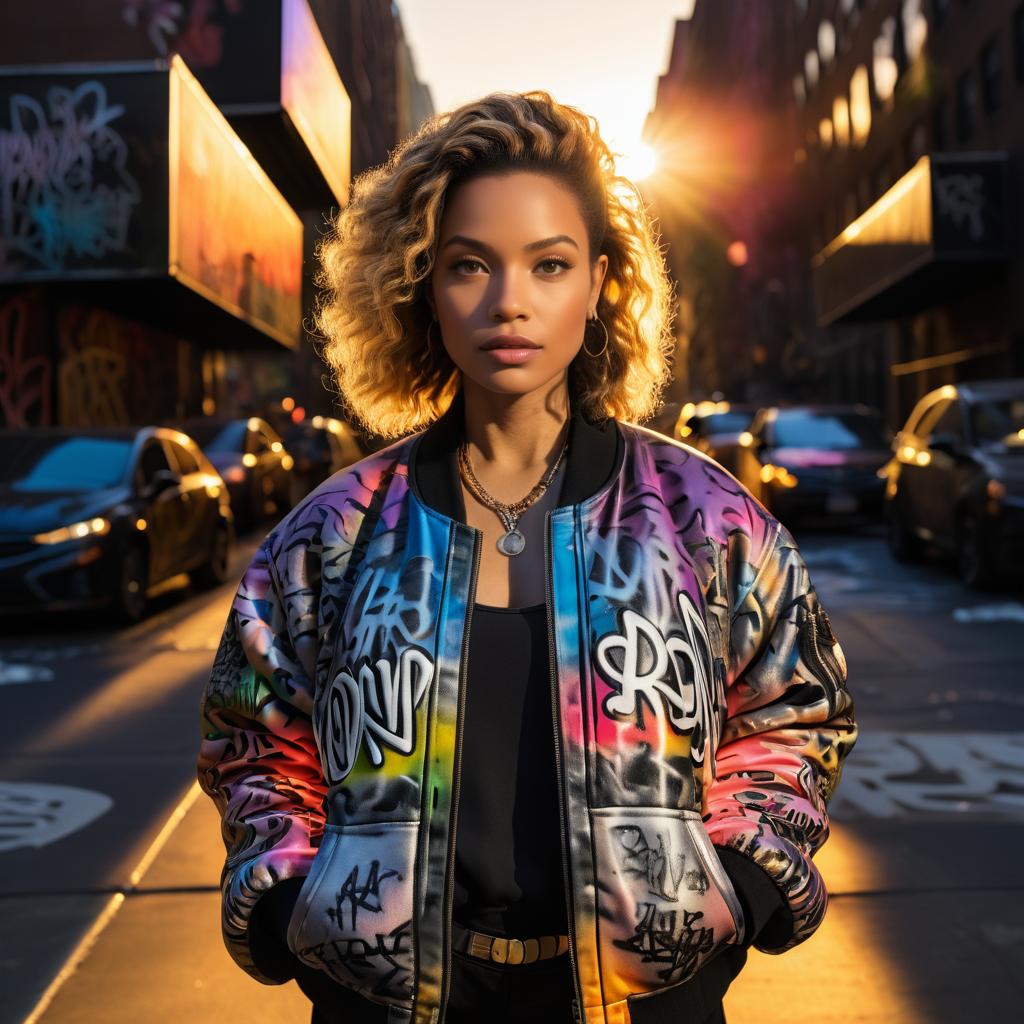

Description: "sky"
396 0 696 176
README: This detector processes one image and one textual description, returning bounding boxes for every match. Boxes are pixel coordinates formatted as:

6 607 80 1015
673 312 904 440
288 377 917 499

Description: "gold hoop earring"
583 316 609 358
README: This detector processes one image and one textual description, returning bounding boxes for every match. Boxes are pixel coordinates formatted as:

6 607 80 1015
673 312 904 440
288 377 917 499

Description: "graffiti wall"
0 71 168 280
0 288 203 429
0 290 51 428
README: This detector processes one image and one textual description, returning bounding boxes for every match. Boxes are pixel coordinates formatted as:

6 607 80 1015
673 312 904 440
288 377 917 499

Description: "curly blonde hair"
315 91 674 437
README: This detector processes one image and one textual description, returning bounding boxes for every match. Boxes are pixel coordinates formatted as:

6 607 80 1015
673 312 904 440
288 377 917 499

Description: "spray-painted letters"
596 592 716 762
320 647 434 783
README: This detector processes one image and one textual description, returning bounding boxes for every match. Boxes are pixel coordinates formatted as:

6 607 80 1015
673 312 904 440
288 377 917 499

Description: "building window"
1013 5 1024 84
874 18 900 105
850 65 872 145
805 49 821 91
955 69 977 141
793 73 807 106
902 0 928 62
819 20 837 66
931 0 951 28
980 37 1002 112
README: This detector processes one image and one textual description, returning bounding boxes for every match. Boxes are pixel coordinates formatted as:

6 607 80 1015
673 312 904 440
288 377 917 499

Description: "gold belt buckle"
467 929 567 965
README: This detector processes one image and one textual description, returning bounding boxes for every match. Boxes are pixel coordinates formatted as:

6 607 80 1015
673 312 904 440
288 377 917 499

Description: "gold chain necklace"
458 437 568 556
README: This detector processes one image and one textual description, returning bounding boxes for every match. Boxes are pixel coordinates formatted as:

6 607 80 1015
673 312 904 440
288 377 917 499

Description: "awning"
0 57 303 349
812 153 1010 326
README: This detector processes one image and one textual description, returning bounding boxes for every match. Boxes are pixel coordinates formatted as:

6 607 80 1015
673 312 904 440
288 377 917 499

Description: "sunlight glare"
615 141 659 182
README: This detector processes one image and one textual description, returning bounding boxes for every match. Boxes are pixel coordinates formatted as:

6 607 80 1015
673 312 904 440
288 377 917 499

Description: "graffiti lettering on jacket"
614 904 716 984
319 646 434 782
614 825 708 901
596 593 716 763
328 860 403 930
298 918 413 994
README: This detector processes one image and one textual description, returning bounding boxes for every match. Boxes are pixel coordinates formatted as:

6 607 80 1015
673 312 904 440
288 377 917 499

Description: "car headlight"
760 464 799 488
34 517 111 545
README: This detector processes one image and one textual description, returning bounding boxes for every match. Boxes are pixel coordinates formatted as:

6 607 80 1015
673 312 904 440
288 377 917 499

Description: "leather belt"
452 923 569 965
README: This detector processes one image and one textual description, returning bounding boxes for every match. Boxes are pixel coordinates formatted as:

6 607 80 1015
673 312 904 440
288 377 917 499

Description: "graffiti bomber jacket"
198 397 857 1024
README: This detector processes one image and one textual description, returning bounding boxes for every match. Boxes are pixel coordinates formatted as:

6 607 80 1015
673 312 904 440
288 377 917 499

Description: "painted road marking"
952 603 1024 624
831 732 1024 819
0 661 56 685
0 782 113 852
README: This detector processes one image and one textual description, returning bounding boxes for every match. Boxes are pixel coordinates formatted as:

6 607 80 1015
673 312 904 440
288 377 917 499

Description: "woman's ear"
590 254 609 312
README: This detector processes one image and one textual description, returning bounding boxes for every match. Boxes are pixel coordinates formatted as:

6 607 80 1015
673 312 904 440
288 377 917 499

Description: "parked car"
883 379 1024 588
673 401 758 473
285 415 365 502
180 416 293 527
0 427 233 622
734 405 892 523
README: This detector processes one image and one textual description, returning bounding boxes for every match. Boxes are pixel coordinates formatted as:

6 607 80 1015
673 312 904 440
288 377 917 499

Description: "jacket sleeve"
704 522 857 953
197 536 326 983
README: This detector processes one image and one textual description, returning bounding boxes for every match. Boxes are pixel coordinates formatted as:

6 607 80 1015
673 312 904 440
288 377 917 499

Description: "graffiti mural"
0 81 141 274
0 293 52 427
57 305 181 426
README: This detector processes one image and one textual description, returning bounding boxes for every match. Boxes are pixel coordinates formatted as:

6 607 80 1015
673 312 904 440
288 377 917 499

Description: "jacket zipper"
545 510 585 1023
438 528 481 1022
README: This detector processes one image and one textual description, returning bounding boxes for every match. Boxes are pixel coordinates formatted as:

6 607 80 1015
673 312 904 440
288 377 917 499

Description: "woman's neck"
461 376 570 474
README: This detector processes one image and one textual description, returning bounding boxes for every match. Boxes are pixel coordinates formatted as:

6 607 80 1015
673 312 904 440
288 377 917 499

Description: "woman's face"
430 171 608 401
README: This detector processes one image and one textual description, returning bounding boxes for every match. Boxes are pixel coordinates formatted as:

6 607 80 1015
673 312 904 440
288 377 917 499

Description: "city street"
1 521 1022 1022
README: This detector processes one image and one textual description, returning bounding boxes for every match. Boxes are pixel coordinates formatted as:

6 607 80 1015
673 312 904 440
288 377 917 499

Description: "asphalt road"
2 519 1023 1023
0 533 263 1024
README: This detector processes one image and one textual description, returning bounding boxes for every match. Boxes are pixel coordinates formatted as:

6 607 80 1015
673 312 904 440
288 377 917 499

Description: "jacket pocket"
286 821 418 1005
591 808 743 1005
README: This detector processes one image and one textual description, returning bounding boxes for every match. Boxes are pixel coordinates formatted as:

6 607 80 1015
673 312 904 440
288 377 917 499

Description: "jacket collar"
410 387 622 522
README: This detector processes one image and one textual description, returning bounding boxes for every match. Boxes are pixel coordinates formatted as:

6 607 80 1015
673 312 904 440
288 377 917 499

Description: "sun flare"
615 141 659 182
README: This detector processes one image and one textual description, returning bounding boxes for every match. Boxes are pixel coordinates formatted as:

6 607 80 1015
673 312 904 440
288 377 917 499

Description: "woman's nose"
488 273 529 322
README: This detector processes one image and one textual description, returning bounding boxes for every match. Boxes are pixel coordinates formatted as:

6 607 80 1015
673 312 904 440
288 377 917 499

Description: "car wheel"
112 546 147 624
958 512 995 590
193 523 232 590
886 502 922 563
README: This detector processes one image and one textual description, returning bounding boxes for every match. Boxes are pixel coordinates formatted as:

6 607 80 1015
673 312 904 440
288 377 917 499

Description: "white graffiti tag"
320 647 434 783
0 81 141 272
596 593 717 763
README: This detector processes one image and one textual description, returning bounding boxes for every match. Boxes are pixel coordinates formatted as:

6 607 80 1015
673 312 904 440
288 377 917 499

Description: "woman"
198 92 857 1024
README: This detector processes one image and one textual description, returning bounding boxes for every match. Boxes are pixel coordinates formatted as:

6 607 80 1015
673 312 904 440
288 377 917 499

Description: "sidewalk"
32 789 309 1024
31 791 1022 1023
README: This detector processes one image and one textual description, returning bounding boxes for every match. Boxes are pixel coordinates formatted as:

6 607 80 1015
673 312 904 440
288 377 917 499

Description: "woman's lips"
479 336 541 365
482 346 542 365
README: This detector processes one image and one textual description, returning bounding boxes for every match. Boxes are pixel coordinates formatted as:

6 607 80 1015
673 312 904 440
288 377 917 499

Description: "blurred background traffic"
1 2 1022 1022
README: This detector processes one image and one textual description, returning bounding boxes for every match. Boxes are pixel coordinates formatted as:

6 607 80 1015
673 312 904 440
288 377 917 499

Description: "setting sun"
615 140 659 182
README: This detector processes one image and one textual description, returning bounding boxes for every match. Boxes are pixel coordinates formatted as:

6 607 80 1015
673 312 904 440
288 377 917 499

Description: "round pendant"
497 529 526 557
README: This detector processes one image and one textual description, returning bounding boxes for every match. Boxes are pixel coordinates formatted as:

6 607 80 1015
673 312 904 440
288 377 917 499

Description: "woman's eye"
454 258 486 274
537 258 571 275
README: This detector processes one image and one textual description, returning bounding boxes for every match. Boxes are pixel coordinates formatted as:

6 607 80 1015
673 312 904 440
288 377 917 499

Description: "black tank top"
453 602 569 937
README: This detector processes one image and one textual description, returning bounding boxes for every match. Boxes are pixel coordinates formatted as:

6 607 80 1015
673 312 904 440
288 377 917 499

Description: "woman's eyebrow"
439 233 580 253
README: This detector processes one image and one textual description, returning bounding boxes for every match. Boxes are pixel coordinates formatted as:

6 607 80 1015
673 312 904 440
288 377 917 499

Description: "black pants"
304 956 727 1024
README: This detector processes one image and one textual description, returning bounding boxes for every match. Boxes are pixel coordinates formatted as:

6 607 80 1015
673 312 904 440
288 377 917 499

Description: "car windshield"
771 411 891 449
0 436 133 492
700 411 754 435
969 397 1024 447
185 421 246 453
